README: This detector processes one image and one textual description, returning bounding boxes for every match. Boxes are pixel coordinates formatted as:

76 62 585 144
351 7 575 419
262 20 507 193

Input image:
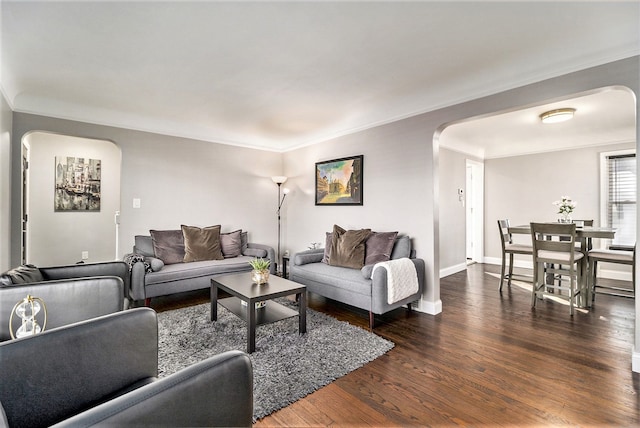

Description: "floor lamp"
272 176 289 275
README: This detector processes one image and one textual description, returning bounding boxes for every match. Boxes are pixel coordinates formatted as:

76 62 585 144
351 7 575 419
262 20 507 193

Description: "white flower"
552 196 576 214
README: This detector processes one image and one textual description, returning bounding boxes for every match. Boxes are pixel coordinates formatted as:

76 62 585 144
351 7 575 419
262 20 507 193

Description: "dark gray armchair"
0 308 253 428
0 275 124 342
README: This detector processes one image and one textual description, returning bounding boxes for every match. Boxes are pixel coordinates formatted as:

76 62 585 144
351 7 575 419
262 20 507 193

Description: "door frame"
466 159 484 263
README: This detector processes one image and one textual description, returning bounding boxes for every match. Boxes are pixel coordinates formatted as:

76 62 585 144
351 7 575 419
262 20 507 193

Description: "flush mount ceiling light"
540 108 576 124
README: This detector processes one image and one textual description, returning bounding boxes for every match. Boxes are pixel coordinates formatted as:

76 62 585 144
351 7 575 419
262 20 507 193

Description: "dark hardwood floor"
151 263 639 426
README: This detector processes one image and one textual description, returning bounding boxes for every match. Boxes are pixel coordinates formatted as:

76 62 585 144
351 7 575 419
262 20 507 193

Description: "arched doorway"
22 132 121 265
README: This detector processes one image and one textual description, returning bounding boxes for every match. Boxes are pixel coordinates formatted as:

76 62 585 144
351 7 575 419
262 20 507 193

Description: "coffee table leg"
247 300 256 353
299 291 307 334
210 281 218 322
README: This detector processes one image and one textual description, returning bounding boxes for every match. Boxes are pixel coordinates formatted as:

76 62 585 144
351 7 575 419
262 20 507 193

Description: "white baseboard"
439 262 467 278
415 298 442 315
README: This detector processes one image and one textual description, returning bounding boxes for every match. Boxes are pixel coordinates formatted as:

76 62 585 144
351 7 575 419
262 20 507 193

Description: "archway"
22 132 121 265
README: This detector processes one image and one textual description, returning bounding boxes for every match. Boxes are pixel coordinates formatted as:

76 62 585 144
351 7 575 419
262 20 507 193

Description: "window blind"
606 153 636 246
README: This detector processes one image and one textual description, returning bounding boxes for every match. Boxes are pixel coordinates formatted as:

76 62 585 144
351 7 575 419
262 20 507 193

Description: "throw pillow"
321 232 332 264
0 264 44 285
241 231 248 254
182 225 223 262
328 225 371 269
365 231 399 265
390 235 412 259
221 229 242 258
150 229 185 264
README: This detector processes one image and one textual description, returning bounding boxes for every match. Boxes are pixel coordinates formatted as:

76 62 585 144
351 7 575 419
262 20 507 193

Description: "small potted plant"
249 257 270 285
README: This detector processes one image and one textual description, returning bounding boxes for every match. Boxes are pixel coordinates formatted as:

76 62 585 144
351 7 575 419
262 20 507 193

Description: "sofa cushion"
150 230 185 264
0 265 44 285
328 225 371 269
221 230 242 258
144 257 255 286
365 231 398 265
391 235 412 259
182 225 223 262
291 262 373 296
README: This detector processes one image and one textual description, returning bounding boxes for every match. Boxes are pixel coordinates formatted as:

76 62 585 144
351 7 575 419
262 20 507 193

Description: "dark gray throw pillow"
1 264 44 285
150 229 185 264
365 231 399 265
182 225 223 262
328 224 371 269
221 229 242 258
321 232 333 264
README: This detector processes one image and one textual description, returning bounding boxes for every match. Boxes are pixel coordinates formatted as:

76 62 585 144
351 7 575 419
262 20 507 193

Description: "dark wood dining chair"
497 219 533 291
588 244 635 305
530 222 585 316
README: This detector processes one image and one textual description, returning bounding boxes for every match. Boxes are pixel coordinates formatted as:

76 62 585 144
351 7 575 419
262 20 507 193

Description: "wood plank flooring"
151 263 639 426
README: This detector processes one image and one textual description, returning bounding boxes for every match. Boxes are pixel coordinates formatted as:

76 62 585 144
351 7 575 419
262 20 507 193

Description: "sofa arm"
39 261 130 299
293 249 325 266
246 243 276 274
129 261 148 302
53 350 253 428
371 258 425 308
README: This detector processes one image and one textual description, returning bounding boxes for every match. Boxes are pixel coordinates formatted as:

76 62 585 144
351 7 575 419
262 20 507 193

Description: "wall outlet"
82 251 89 260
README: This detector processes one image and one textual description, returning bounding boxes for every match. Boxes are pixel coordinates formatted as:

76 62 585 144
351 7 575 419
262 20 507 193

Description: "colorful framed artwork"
315 155 363 206
55 156 102 211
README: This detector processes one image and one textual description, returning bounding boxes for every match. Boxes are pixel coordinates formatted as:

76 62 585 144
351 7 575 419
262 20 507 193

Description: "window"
601 150 636 247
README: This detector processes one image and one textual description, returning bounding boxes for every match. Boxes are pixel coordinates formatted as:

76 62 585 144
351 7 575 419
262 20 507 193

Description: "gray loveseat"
290 234 425 329
128 231 275 305
0 308 253 427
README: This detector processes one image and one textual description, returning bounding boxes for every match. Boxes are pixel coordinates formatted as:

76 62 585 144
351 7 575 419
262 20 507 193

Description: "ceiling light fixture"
539 108 576 124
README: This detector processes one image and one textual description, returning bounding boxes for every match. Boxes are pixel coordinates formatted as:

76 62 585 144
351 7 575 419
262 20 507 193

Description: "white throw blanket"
372 257 419 304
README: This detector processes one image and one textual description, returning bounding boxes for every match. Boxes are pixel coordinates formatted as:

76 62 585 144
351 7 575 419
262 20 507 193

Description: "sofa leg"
145 298 151 307
407 302 412 312
369 311 375 330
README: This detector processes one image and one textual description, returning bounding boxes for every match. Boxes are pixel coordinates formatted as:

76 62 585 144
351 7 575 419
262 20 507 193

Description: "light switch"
133 198 141 208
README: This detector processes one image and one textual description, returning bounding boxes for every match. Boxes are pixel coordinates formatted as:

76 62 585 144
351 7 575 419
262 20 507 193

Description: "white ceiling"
1 1 638 155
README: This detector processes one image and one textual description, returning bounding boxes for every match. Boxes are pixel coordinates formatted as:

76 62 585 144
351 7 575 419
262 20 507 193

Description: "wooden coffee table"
210 273 307 353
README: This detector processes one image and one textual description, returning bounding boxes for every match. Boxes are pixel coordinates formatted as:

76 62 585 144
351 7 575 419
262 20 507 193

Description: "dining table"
508 223 616 307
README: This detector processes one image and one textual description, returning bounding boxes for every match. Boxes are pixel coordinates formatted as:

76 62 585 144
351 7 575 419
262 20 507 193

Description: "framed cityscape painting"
54 156 102 211
315 155 363 206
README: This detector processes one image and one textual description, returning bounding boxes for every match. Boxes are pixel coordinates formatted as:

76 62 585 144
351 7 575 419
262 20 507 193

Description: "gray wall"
11 113 283 265
25 132 121 265
282 115 439 314
0 91 11 271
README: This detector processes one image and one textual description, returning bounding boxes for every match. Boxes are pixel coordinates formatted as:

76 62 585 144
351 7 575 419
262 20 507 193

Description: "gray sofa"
0 308 253 427
128 233 275 305
290 235 425 329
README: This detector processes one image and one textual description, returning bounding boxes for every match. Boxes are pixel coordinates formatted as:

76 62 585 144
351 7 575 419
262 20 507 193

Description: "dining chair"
588 244 635 305
554 219 594 286
530 222 585 315
497 219 533 291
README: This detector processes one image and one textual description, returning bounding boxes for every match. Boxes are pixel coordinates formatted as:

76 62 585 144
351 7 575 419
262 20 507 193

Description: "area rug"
156 299 394 421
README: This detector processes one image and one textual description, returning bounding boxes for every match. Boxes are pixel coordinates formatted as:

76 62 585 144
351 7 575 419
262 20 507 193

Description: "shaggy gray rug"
156 299 394 421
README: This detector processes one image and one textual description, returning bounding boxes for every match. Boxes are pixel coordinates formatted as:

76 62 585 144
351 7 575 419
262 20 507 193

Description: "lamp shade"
271 176 287 185
540 108 576 124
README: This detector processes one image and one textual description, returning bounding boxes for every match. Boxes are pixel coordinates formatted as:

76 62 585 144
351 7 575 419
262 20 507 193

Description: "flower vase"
559 213 572 223
251 269 269 285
